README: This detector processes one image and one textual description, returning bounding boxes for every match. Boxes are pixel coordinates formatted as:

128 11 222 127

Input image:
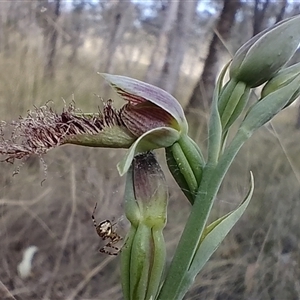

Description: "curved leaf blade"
186 172 254 283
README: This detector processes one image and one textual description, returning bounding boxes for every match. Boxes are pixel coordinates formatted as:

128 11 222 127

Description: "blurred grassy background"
1 15 300 300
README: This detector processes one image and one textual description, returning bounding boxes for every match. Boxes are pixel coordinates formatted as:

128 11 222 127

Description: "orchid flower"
0 74 188 176
100 74 188 175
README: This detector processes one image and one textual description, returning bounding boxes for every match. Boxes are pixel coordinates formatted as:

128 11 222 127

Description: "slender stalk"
158 127 251 299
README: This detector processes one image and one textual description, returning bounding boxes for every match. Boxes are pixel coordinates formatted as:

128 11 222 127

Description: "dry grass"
1 24 300 300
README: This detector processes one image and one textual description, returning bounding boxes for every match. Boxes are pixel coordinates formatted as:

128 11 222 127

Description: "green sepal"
223 86 250 132
221 82 250 130
178 135 204 184
64 125 136 148
130 223 152 300
121 226 137 300
165 146 195 204
170 142 198 193
124 165 141 227
145 229 166 300
208 62 229 164
218 78 237 116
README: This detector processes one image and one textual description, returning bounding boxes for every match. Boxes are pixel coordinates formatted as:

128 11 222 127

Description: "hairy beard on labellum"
0 100 124 164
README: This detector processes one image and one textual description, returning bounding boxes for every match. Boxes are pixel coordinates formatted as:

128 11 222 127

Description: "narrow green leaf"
186 172 254 284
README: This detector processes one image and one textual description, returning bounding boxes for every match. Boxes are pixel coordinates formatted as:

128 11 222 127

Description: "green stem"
157 127 251 299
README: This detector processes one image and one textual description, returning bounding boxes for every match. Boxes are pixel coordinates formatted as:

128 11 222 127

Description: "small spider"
91 203 123 256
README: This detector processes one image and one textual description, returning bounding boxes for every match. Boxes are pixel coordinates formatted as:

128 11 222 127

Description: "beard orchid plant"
1 15 300 300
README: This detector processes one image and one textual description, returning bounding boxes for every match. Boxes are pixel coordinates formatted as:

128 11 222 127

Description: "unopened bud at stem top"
230 15 300 88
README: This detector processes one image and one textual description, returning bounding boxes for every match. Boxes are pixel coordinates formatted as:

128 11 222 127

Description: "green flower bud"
121 152 167 300
261 62 300 100
240 73 300 133
166 135 204 204
1 74 189 176
230 15 300 87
